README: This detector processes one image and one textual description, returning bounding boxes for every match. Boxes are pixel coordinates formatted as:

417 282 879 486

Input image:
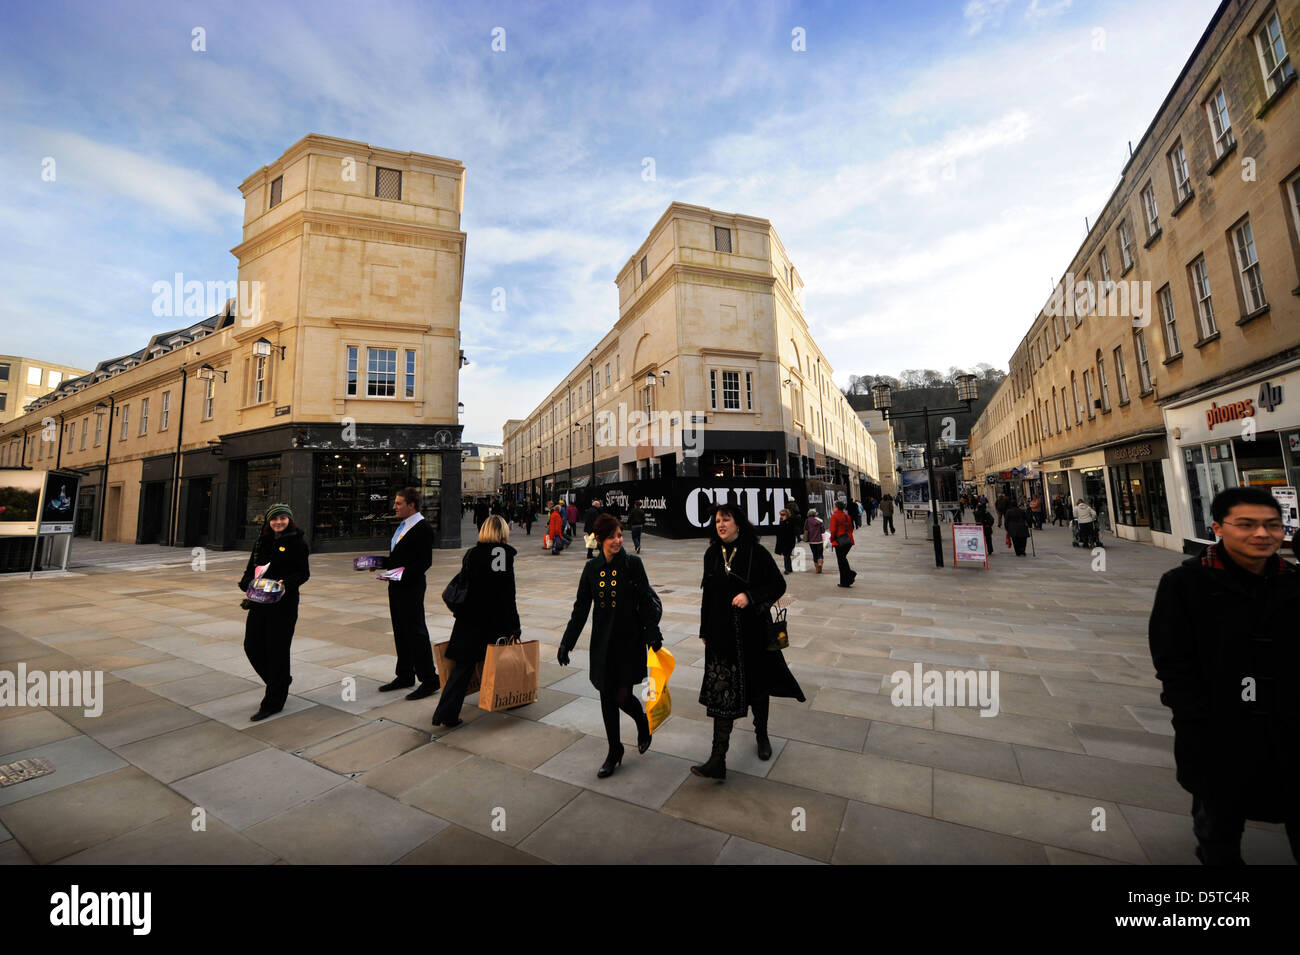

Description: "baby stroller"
1071 520 1102 548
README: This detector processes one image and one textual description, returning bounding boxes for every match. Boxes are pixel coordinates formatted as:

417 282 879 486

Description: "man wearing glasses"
1149 486 1299 864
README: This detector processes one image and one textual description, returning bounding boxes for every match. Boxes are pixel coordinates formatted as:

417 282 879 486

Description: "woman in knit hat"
238 502 311 721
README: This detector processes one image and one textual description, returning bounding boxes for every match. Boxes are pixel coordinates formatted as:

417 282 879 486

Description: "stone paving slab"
833 801 1048 865
115 720 268 784
172 748 345 831
55 810 279 865
397 823 548 865
0 734 129 807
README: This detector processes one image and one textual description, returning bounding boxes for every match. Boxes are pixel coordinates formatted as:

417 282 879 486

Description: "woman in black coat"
432 515 521 729
1003 498 1031 556
238 503 310 721
773 508 797 574
559 514 662 778
693 502 805 781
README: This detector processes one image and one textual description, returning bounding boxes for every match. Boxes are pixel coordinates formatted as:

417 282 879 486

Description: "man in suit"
377 487 440 700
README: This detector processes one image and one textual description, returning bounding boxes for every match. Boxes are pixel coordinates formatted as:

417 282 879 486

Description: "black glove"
650 635 663 653
557 646 570 666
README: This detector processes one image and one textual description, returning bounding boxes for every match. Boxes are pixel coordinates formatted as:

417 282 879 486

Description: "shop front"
1038 450 1113 535
1104 437 1173 546
1165 362 1300 553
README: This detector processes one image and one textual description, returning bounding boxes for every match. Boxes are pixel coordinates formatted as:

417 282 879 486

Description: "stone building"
0 135 468 551
969 0 1300 551
0 356 89 425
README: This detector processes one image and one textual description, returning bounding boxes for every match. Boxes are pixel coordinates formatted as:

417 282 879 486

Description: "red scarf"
1200 542 1293 575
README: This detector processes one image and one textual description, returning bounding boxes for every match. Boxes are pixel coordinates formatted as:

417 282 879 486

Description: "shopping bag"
543 534 552 550
645 647 675 733
433 640 482 694
584 532 598 551
479 636 539 711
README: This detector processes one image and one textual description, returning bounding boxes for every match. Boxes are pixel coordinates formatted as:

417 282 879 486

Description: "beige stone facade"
970 0 1300 550
462 450 503 497
0 356 88 425
0 135 468 551
502 203 879 506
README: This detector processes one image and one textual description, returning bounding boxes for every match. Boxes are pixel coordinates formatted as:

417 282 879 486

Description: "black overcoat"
560 549 656 691
238 528 311 626
446 542 521 664
1003 506 1030 538
698 534 805 719
1148 545 1300 820
773 518 797 556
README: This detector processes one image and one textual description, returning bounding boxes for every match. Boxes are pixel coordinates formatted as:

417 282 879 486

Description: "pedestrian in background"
830 500 857 588
548 504 564 554
1004 497 1030 556
974 502 995 555
558 515 660 778
239 503 310 722
432 515 520 730
774 508 797 574
804 508 825 573
627 502 646 554
692 503 804 780
879 495 896 535
995 493 1008 528
1075 498 1100 548
1148 487 1299 864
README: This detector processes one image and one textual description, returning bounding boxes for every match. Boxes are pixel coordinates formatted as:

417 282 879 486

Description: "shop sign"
952 523 988 568
275 405 291 416
1059 458 1074 468
1273 486 1298 541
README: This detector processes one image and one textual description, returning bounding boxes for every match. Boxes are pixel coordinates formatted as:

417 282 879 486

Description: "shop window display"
314 452 442 543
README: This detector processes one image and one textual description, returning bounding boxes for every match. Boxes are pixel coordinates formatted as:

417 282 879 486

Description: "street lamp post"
92 397 115 541
872 374 979 568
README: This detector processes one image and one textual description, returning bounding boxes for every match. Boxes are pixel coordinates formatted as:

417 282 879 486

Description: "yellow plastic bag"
645 647 675 733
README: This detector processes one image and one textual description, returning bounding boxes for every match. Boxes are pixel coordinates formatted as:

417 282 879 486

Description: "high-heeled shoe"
637 721 652 755
597 744 624 778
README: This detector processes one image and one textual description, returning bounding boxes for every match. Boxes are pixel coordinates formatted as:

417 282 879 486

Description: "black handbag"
835 534 851 547
441 552 472 614
766 603 789 651
635 559 663 647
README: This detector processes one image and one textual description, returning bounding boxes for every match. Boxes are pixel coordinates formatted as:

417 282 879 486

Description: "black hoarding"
590 477 810 538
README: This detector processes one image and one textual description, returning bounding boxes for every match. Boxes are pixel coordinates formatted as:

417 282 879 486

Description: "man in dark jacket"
1148 487 1299 864
1003 498 1030 556
582 498 604 557
378 487 440 699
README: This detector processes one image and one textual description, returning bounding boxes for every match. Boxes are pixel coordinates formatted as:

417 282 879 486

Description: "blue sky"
0 0 1222 443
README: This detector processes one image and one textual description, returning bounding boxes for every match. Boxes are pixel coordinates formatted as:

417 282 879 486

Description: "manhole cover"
0 757 55 787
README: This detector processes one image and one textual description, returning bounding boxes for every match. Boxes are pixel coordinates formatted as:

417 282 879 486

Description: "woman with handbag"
693 502 805 781
432 515 521 729
558 513 661 778
804 508 826 573
829 500 857 588
238 503 310 722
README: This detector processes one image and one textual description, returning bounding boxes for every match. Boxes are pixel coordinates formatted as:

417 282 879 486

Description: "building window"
254 356 267 404
1205 86 1235 158
1071 371 1083 425
204 379 215 419
94 412 102 446
722 371 740 410
1188 255 1217 339
0 362 8 381
639 255 647 281
1083 369 1096 419
1288 171 1300 241
269 175 283 208
79 417 88 450
714 226 732 253
1134 330 1153 393
1051 388 1061 433
66 423 73 452
375 167 402 200
1141 183 1160 238
48 371 62 387
1118 219 1135 271
405 350 416 398
139 397 149 435
0 393 6 411
367 348 397 397
1060 384 1071 429
120 405 129 441
605 363 611 388
1232 218 1267 313
709 370 717 410
1157 285 1181 359
160 391 170 430
28 366 42 386
1113 346 1130 404
745 371 753 411
1097 351 1112 412
1256 9 1295 96
346 346 358 397
1168 141 1191 202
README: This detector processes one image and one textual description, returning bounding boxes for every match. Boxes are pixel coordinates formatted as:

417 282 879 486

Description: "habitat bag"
645 647 675 733
479 635 539 711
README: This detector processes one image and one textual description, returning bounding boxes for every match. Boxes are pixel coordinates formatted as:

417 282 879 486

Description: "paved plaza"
0 515 1293 865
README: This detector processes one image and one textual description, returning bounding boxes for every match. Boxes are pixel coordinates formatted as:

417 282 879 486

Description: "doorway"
185 477 212 547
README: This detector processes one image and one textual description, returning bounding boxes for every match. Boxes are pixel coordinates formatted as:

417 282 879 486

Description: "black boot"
753 698 772 760
691 718 732 780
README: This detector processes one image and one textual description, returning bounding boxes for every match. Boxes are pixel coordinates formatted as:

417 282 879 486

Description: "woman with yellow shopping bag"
693 502 805 781
558 514 662 778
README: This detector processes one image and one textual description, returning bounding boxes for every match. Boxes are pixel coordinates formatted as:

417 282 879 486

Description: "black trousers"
881 516 895 534
599 684 648 752
244 598 297 708
834 543 855 585
1192 794 1300 864
782 552 793 572
432 658 479 723
1012 534 1028 555
388 581 437 684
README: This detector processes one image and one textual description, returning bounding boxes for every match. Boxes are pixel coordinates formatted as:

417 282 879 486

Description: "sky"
0 0 1224 444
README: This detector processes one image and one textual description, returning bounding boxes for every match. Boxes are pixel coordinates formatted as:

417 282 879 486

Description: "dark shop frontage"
124 422 466 552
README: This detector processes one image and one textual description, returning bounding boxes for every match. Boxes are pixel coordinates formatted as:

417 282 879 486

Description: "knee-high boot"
752 696 772 760
691 717 732 781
